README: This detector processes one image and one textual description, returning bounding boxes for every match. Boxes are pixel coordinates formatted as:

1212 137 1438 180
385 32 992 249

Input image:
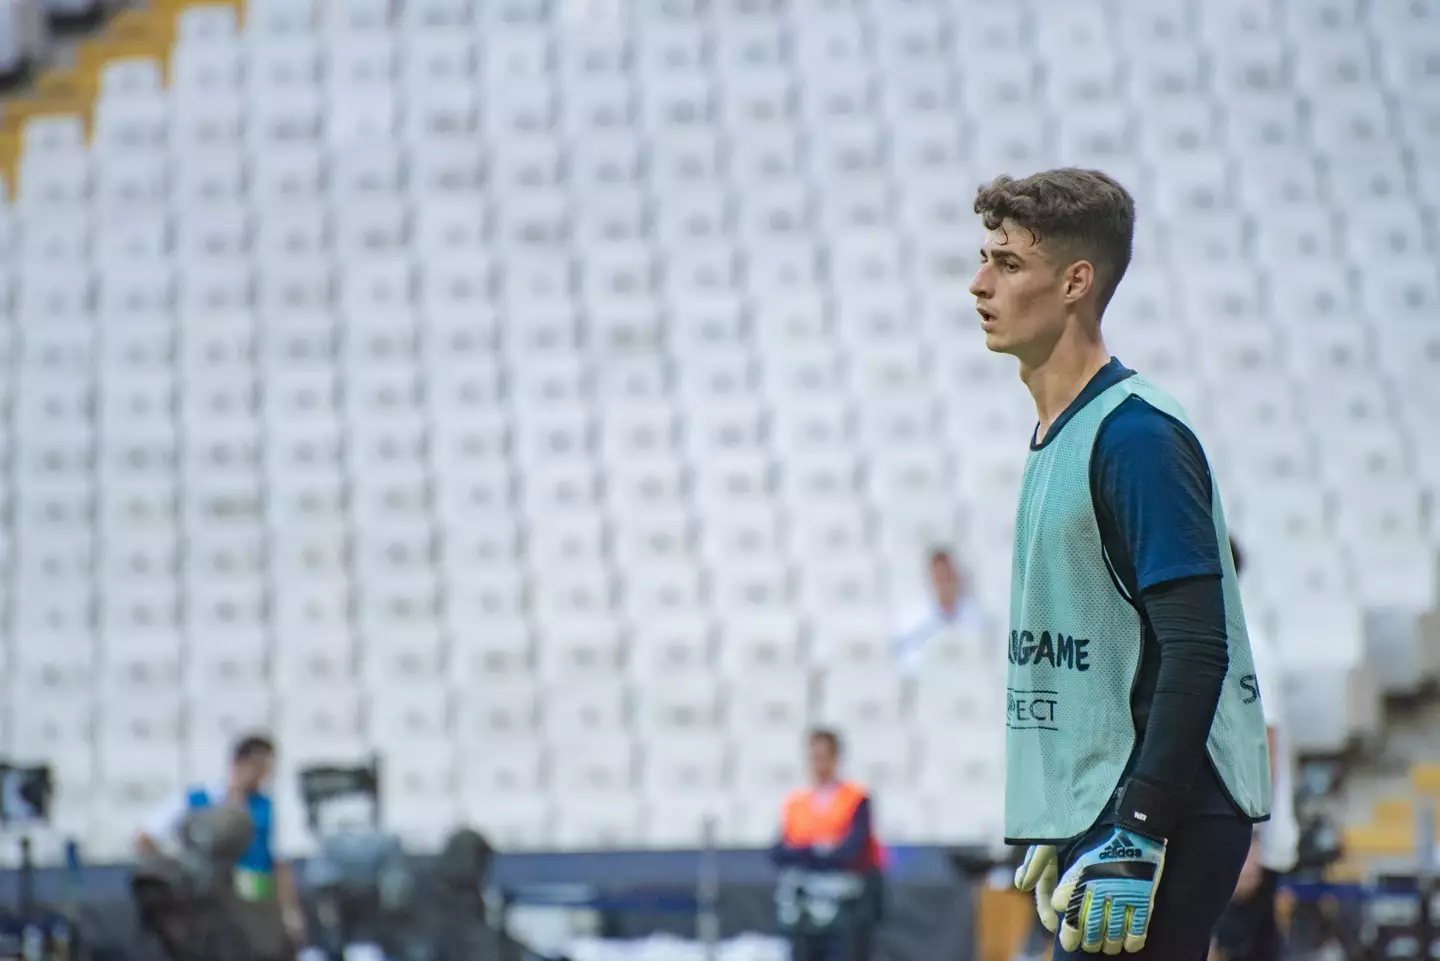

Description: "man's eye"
1004 262 1020 273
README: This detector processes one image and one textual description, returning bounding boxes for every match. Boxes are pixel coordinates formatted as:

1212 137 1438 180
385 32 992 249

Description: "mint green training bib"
1004 375 1271 844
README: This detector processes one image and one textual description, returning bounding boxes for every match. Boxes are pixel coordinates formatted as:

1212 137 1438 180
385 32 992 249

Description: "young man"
1212 538 1298 961
891 547 989 672
137 734 306 945
969 169 1271 959
771 728 884 961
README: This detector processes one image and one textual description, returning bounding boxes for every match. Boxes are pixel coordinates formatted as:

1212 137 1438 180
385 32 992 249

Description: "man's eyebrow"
986 248 1022 263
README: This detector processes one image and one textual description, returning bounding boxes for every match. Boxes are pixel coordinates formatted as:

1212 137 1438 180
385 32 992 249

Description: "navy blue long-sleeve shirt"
770 797 874 871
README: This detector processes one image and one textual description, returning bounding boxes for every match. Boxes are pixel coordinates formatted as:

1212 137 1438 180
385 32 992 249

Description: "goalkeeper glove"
1052 827 1166 954
1051 778 1178 954
1013 844 1059 933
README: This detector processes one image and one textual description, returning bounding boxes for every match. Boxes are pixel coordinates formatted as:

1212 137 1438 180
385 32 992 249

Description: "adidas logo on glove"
1095 832 1144 861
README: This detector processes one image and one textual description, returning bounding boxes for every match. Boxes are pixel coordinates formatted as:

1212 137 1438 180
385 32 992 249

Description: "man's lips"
977 306 997 328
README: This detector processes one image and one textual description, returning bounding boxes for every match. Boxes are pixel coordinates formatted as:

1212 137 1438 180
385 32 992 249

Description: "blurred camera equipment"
130 804 263 961
298 757 419 961
0 763 83 961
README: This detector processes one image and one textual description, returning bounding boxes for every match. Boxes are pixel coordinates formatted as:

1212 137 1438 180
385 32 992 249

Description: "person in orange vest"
770 728 885 961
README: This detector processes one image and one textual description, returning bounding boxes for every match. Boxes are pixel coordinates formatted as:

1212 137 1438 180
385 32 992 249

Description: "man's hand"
282 906 307 946
1051 828 1167 954
1014 844 1059 932
134 833 162 858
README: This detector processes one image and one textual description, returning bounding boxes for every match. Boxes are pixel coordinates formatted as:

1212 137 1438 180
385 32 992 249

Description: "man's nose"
968 267 989 298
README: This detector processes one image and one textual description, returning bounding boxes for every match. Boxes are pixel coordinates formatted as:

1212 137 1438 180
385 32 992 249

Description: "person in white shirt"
894 550 1046 961
137 735 306 945
890 548 990 672
1212 537 1298 961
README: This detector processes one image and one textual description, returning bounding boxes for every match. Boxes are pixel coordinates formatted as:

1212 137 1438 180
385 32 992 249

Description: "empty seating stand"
0 0 1437 859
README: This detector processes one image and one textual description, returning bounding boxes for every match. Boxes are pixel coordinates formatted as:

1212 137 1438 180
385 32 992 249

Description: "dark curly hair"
973 168 1136 315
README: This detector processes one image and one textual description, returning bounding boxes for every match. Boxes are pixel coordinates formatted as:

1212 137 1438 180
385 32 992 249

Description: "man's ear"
1062 260 1096 305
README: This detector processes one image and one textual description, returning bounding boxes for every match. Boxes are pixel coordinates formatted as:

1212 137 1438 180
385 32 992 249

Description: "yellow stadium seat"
76 36 171 80
152 0 242 12
0 0 195 192
1374 797 1414 824
1412 763 1440 795
977 887 1040 961
1343 822 1417 858
104 9 175 44
1374 796 1440 829
2 94 87 131
1322 859 1367 883
0 129 18 197
32 69 98 103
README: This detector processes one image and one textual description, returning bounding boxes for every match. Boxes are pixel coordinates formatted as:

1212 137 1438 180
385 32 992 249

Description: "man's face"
234 752 274 793
808 738 838 785
969 219 1072 361
930 555 960 601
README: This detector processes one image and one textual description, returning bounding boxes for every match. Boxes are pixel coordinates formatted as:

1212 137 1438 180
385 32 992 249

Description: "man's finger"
1101 898 1126 955
1081 891 1109 953
1058 880 1088 952
1012 845 1037 890
1015 845 1056 892
1035 854 1059 933
1125 896 1152 953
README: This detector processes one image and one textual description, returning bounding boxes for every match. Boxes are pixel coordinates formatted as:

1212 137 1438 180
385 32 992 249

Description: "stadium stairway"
1325 694 1440 881
1 0 193 190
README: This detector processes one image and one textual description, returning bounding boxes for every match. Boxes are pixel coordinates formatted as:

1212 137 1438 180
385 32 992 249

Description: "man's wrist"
1113 777 1183 840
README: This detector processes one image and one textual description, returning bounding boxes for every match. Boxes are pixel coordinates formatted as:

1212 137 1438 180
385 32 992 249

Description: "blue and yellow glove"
1051 827 1166 954
1050 779 1175 954
1014 844 1059 933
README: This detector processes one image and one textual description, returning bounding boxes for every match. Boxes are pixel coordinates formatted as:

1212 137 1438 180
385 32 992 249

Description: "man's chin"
982 329 1010 353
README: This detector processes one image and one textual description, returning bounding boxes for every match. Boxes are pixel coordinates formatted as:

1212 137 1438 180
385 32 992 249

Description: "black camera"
131 805 276 961
0 765 53 826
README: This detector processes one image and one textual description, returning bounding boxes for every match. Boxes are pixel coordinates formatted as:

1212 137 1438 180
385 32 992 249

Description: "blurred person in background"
890 547 989 672
771 728 885 961
972 169 1271 959
136 734 306 945
1211 537 1298 961
1011 888 1056 961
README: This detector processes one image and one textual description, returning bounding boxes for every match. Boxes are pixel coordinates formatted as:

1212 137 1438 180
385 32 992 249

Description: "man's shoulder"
892 597 939 633
1100 391 1200 446
195 780 229 802
1093 392 1211 482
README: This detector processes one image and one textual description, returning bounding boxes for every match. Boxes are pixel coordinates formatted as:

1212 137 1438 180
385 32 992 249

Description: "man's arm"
806 798 872 872
136 791 191 855
1093 399 1229 835
1128 575 1229 826
1267 727 1279 793
770 794 813 868
1247 628 1283 796
275 859 306 940
769 839 814 868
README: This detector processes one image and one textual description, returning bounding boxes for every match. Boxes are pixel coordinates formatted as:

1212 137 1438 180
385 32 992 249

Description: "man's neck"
1020 328 1111 444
